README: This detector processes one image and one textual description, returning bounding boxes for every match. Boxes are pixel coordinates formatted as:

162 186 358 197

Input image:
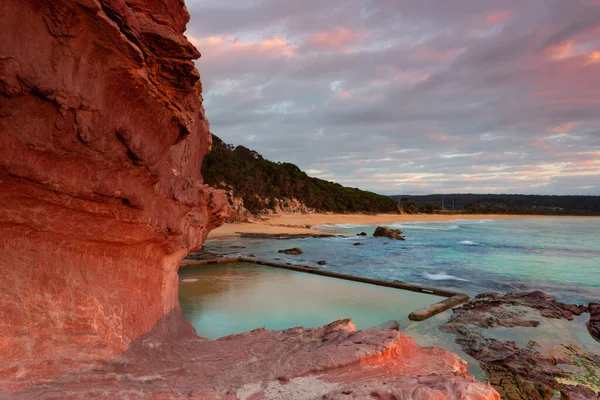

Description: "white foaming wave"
459 240 479 245
423 272 469 282
455 219 494 224
390 224 459 231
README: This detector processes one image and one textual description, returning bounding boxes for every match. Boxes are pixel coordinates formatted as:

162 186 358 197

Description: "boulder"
317 260 327 265
373 226 405 240
357 232 367 236
353 242 364 246
278 248 304 255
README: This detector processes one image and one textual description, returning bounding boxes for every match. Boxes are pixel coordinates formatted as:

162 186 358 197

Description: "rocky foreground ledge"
6 319 499 399
0 0 498 399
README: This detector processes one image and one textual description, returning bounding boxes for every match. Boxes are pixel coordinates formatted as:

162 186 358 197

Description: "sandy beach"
207 213 593 240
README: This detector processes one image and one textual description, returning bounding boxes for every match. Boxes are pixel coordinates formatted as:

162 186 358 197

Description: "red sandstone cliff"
0 0 228 385
0 1 499 398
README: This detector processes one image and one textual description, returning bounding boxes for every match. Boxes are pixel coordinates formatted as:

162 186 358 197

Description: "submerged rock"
317 260 327 265
441 292 600 399
353 242 364 246
373 226 405 240
278 248 304 255
357 232 367 236
373 320 400 330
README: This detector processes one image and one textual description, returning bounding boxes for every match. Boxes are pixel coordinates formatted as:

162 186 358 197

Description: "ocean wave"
391 224 459 231
459 240 479 245
423 272 469 282
455 219 493 224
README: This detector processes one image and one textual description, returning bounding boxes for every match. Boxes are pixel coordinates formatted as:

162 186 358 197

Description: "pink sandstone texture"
0 0 499 399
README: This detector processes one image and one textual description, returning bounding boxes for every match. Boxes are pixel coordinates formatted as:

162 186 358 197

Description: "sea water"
181 218 600 379
204 218 600 304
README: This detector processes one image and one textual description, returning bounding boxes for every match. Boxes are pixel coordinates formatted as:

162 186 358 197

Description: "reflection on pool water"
178 261 600 381
178 262 444 339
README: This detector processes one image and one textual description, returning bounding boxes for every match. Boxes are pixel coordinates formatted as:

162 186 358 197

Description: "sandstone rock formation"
13 319 500 399
373 226 405 240
0 0 228 388
0 0 499 398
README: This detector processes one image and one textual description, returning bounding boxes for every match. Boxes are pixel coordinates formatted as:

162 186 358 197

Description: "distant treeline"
202 134 400 214
390 194 600 215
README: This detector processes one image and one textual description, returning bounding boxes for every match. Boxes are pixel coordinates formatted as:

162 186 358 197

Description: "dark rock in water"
441 291 599 399
357 232 367 236
317 260 327 265
373 226 405 240
278 248 303 255
353 242 363 246
588 303 600 340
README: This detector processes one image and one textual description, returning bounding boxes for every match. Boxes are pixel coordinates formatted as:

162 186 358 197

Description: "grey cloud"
187 0 600 195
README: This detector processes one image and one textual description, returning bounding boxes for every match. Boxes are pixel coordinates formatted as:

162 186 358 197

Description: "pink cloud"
485 10 513 26
548 122 576 134
307 28 365 50
193 35 296 59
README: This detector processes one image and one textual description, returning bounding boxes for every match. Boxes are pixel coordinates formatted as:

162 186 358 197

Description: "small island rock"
353 242 363 246
373 226 405 240
317 260 327 265
357 232 367 236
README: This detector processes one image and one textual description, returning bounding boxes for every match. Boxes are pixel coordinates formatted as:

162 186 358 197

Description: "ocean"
203 217 600 305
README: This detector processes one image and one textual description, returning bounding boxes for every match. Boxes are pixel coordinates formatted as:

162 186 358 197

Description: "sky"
185 0 600 195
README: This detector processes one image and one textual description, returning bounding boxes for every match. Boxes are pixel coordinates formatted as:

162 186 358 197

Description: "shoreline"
207 213 598 240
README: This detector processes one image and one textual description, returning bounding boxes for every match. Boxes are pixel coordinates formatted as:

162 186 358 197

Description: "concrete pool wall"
180 257 470 322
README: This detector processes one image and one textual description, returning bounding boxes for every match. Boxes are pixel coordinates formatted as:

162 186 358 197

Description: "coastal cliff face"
0 1 499 398
0 0 228 385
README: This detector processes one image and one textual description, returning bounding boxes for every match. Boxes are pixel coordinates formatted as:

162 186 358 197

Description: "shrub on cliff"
202 134 400 214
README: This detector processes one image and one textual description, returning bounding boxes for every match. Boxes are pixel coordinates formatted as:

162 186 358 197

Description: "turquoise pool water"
204 218 600 304
179 262 443 339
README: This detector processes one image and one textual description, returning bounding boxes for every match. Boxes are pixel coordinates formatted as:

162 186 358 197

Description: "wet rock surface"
373 226 406 240
442 292 600 399
588 303 600 341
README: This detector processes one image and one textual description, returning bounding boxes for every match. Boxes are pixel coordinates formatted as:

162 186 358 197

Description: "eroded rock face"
0 0 228 387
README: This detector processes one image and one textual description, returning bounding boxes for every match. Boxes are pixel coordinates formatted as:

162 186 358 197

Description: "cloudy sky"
185 0 600 195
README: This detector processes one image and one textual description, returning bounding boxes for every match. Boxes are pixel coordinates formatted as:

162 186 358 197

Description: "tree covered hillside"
202 135 399 214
